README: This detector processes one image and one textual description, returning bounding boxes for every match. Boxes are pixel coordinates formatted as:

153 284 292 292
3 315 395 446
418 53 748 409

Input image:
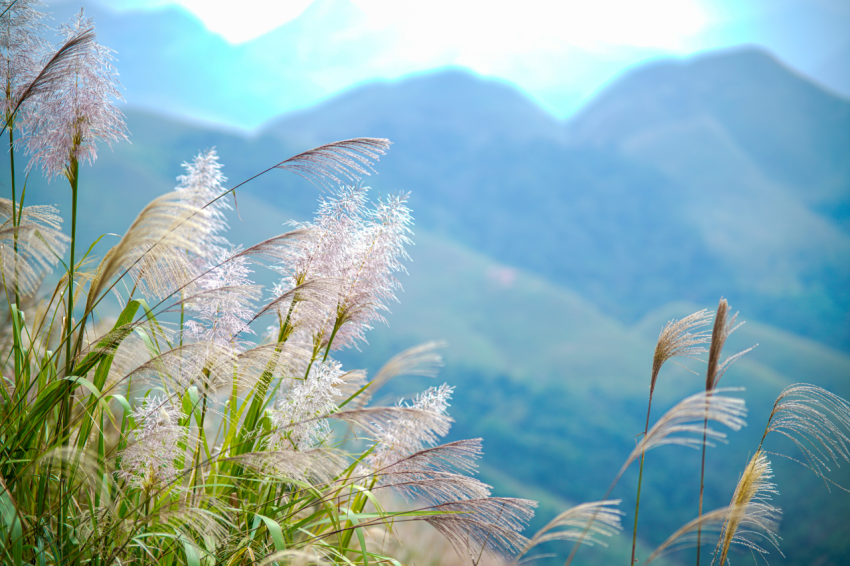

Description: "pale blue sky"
83 0 850 127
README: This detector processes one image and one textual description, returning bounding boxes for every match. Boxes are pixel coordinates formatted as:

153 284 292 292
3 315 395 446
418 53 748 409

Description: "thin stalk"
64 157 79 378
9 124 19 300
9 125 21 385
58 157 79 565
630 396 653 565
696 417 708 566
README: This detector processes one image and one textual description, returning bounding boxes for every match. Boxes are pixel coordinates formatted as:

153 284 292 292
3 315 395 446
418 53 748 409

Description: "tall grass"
1 2 848 565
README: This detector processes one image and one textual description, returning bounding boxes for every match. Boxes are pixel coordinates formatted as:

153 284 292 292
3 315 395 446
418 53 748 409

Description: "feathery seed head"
424 497 537 561
175 148 230 260
715 451 782 565
515 500 623 563
349 341 445 410
22 8 127 179
705 298 753 392
183 245 260 351
268 358 346 451
651 308 713 396
271 185 412 350
625 389 747 471
275 137 390 190
0 0 50 118
366 384 454 472
0 200 69 295
763 384 850 488
118 394 186 490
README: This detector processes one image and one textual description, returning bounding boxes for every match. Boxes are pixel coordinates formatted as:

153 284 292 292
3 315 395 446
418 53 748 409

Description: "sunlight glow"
116 0 711 50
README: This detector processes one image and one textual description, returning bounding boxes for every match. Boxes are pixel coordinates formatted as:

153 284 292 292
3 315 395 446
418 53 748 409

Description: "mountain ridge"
260 48 850 350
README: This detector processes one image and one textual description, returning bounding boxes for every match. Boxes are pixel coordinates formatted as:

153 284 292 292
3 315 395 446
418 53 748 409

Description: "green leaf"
181 536 202 566
0 488 23 565
351 514 369 566
72 299 143 377
256 514 287 553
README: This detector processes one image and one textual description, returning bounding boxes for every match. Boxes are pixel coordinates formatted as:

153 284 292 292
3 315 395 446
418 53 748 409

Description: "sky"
112 0 710 48
91 0 850 128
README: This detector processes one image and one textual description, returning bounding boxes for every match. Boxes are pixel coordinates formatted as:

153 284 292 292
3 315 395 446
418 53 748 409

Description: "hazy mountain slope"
263 51 850 349
568 49 849 200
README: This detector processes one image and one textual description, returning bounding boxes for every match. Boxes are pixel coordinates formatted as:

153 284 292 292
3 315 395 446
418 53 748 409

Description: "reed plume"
632 308 713 564
513 500 623 565
758 384 850 490
712 451 782 565
696 299 754 565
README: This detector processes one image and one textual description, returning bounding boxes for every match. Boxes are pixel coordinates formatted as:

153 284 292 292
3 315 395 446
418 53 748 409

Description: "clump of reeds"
0 3 536 565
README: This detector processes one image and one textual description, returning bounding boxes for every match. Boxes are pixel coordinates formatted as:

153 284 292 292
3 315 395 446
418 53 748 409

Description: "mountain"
10 46 850 563
263 50 850 350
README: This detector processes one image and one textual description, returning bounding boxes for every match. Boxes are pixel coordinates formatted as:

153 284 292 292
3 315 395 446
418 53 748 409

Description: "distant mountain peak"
263 67 564 146
566 47 850 155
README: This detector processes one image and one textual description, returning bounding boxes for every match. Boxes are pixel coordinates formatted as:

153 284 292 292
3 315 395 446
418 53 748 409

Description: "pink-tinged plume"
175 148 230 261
1 0 50 121
21 8 126 180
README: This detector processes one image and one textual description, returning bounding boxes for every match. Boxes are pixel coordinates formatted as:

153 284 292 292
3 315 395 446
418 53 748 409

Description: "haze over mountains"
48 0 850 129
13 15 850 563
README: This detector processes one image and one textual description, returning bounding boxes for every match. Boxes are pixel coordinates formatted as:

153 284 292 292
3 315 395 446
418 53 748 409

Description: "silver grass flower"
253 278 341 331
269 185 369 340
324 405 453 441
268 359 346 451
378 438 484 477
645 503 780 565
150 499 231 548
118 394 187 490
183 245 261 352
377 469 492 505
370 438 487 505
21 8 126 179
512 500 623 564
349 341 445 410
285 184 369 288
713 451 782 565
760 383 850 489
424 497 537 561
651 309 713 397
328 192 413 351
624 389 747 472
0 200 69 295
705 299 753 392
233 230 311 268
275 138 390 190
366 384 455 472
87 192 207 310
271 185 412 351
235 341 312 393
175 149 230 260
106 337 236 396
0 0 49 121
228 447 346 484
